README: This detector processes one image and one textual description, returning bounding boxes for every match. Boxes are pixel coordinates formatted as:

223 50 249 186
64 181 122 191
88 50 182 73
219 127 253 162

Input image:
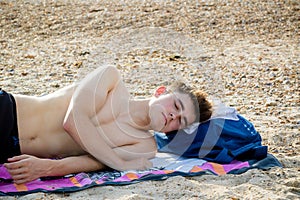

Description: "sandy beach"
0 0 299 199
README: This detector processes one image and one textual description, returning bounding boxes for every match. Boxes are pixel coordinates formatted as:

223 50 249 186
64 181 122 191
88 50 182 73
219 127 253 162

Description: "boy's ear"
154 86 167 97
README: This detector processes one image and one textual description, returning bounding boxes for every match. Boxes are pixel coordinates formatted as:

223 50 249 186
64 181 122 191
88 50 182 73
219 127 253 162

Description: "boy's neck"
126 98 152 130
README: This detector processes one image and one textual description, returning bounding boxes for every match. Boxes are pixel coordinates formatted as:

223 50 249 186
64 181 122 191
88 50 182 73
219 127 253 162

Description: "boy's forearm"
46 155 105 177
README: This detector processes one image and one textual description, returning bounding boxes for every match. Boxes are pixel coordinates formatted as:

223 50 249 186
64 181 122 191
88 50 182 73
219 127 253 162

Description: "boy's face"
149 92 197 133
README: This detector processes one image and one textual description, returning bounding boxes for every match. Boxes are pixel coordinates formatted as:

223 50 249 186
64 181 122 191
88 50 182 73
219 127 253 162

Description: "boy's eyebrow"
183 116 188 128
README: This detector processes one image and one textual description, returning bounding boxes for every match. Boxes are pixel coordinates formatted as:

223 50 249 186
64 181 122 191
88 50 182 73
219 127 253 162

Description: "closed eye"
174 102 183 126
174 101 180 110
174 97 188 128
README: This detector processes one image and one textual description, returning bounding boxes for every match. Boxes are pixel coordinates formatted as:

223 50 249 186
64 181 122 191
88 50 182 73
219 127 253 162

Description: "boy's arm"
63 66 151 171
113 139 157 161
5 154 105 184
5 140 157 184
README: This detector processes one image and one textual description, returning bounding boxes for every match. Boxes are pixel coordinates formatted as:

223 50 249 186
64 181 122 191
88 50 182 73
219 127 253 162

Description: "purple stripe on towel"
0 165 11 179
222 160 250 173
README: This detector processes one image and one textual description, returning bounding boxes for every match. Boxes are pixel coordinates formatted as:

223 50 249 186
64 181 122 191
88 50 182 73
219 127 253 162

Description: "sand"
0 0 299 199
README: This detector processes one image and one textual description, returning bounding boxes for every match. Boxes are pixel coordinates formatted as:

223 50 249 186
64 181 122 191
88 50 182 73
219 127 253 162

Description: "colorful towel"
0 153 281 196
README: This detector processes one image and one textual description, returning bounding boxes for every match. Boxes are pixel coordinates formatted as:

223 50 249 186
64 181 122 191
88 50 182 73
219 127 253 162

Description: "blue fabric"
155 115 268 163
0 89 21 163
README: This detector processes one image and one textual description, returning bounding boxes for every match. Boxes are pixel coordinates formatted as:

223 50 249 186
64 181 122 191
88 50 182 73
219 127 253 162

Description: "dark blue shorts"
0 89 21 163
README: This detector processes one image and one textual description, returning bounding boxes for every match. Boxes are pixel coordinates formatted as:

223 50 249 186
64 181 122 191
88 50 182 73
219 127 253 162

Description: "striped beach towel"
0 153 281 196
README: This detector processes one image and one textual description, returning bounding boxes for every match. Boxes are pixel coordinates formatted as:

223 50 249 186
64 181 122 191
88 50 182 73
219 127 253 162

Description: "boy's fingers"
7 154 29 162
6 166 25 175
11 173 27 181
11 174 29 185
4 160 25 170
5 155 30 168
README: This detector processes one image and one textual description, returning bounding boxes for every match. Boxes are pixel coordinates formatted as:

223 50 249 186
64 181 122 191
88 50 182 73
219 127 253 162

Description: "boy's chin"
155 125 166 133
164 130 179 135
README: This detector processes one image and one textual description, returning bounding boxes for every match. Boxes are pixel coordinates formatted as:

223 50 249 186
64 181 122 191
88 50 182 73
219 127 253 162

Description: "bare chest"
91 95 150 147
98 123 145 148
93 108 149 148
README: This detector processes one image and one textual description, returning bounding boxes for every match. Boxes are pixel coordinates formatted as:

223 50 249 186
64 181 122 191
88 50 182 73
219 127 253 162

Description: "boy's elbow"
149 149 157 159
63 113 84 148
63 113 74 133
63 121 70 133
146 139 158 159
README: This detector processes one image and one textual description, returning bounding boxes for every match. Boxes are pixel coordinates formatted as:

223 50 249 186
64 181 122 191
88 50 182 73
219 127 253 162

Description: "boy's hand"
4 154 52 184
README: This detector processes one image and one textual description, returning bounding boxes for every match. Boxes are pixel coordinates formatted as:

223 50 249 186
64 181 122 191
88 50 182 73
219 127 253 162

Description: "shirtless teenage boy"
1 66 212 184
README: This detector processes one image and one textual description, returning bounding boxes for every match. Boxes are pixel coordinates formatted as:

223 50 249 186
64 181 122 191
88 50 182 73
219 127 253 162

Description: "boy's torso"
14 82 152 159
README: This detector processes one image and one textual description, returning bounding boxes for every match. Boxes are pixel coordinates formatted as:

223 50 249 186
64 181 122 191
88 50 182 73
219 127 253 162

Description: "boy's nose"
169 112 180 120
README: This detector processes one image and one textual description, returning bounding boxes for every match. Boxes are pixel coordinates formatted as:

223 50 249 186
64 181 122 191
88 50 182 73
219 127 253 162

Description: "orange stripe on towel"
69 177 82 187
190 166 203 173
14 183 28 191
210 163 226 175
126 173 139 180
163 170 175 174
